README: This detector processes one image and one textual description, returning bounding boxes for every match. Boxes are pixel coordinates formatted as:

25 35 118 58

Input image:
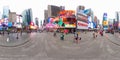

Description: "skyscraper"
48 5 61 17
44 10 48 24
115 12 120 30
35 17 39 26
2 6 10 18
44 5 65 24
8 12 17 22
27 8 33 25
22 10 28 26
22 8 33 26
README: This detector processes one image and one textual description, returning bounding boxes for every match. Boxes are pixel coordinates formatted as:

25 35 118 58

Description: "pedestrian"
60 33 64 40
16 33 19 39
53 32 57 37
7 32 10 35
74 36 78 43
74 32 76 37
79 37 81 40
74 33 80 43
0 32 1 35
93 31 95 38
3 31 4 35
95 31 98 37
100 30 103 36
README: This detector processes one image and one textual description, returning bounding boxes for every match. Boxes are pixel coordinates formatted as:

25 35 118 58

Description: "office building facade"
22 8 33 26
48 5 61 17
44 10 48 24
35 17 39 26
2 6 10 18
44 5 65 23
115 12 120 30
8 12 17 22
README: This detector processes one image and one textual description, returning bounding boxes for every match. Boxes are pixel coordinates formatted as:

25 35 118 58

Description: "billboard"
103 21 108 26
58 10 76 28
88 16 93 28
76 11 88 29
103 13 108 30
76 13 88 23
77 21 88 29
119 22 120 30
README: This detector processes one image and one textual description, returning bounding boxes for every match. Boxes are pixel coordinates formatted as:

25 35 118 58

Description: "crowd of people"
52 29 106 44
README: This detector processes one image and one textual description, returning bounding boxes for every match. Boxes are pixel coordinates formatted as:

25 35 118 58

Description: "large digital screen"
76 13 88 22
58 10 76 28
77 21 88 29
118 22 120 30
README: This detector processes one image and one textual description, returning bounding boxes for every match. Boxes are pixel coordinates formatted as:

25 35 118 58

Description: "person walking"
100 30 103 36
53 32 57 37
93 31 95 38
74 32 81 43
60 33 64 40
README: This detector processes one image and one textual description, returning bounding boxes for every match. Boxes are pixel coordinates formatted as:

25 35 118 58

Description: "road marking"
7 38 9 42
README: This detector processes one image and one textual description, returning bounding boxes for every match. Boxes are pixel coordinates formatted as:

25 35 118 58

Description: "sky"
0 0 120 24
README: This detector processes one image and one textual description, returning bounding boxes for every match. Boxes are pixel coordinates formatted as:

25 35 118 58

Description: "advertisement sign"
103 21 108 26
103 13 107 17
58 10 76 28
76 13 88 23
103 13 108 30
77 21 88 29
83 9 91 15
118 22 120 30
88 16 93 28
8 22 12 27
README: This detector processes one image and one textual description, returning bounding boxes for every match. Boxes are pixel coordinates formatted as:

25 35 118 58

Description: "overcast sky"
0 0 120 23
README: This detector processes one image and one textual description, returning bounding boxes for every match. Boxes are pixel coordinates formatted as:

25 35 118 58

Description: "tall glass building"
35 17 39 26
2 6 10 18
22 8 33 26
115 12 120 30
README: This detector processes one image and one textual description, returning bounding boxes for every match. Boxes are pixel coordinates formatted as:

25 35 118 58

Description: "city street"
0 32 120 60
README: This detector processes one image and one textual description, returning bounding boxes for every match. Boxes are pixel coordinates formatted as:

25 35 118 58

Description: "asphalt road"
0 32 120 60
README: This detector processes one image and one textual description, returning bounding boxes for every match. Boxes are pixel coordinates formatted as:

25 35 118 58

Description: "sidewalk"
0 33 30 47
